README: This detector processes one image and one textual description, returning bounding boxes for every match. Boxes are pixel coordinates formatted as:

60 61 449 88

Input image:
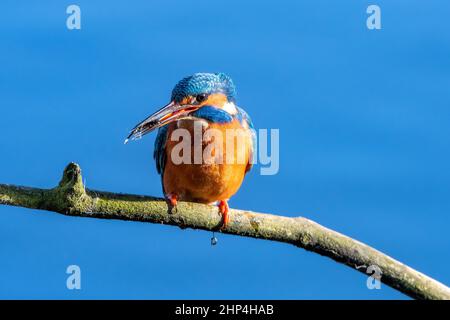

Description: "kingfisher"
125 73 255 228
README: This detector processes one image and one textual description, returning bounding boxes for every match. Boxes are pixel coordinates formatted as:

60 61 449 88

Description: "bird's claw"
218 200 230 229
166 193 178 213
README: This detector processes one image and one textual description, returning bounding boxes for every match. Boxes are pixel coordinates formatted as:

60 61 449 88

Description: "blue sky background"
0 1 449 299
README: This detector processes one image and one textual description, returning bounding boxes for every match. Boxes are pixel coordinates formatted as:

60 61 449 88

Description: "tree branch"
1 162 449 300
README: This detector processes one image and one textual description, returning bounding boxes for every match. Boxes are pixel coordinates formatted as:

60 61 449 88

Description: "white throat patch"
222 101 238 115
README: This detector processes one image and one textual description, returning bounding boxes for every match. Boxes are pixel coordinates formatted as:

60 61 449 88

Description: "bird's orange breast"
162 119 252 204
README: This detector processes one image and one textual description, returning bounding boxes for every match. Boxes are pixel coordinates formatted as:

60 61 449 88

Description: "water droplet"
211 233 218 246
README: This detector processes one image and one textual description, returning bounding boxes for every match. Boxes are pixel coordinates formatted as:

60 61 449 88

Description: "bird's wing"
153 125 169 176
236 107 256 173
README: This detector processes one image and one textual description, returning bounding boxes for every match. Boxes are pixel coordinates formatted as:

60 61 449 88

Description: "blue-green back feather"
153 125 168 175
236 107 256 172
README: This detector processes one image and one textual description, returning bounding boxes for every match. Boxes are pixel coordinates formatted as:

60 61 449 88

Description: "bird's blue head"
171 72 236 103
125 72 238 142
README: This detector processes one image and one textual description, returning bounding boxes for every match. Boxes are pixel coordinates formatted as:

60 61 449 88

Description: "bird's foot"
218 200 230 229
166 193 178 213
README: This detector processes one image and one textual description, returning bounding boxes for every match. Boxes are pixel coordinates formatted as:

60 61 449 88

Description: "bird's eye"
195 94 208 104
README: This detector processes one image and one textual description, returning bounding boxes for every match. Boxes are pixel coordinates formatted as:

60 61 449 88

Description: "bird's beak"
124 101 199 143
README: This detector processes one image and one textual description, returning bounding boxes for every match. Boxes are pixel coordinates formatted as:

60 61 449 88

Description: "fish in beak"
124 101 199 144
